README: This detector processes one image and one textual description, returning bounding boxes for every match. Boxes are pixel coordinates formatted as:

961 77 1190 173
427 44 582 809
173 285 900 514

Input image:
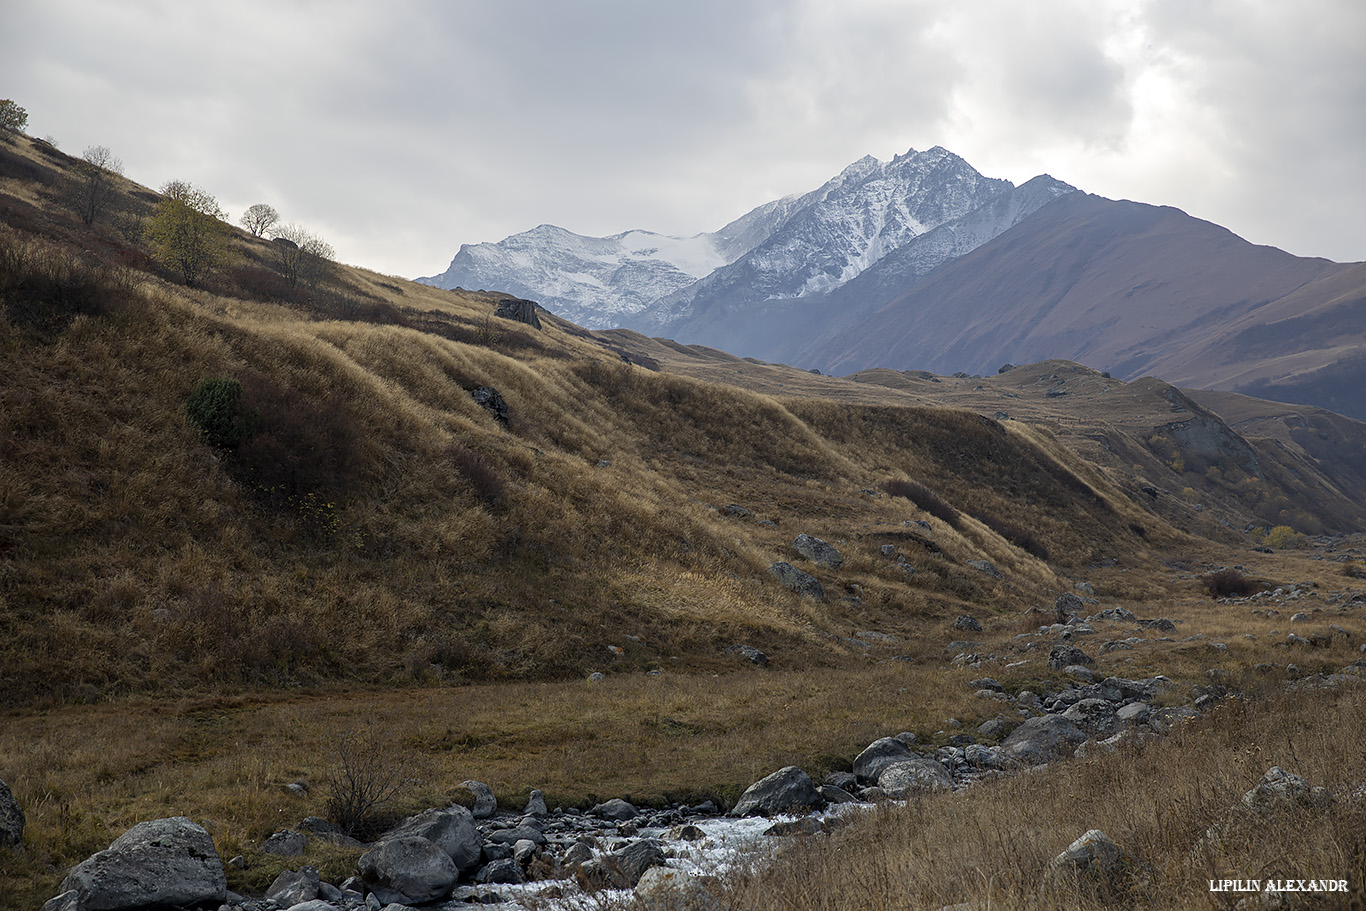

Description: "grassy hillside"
0 127 1215 708
4 128 1366 909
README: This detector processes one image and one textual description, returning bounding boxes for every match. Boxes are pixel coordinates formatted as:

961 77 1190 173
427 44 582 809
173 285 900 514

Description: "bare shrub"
324 721 415 839
883 478 960 528
1200 568 1263 598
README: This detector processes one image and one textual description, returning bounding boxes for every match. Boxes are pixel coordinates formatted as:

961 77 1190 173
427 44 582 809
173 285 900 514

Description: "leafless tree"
273 223 336 289
70 145 125 226
240 203 280 238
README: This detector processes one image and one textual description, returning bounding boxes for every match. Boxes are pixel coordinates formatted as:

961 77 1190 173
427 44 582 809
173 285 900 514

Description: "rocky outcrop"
636 865 723 910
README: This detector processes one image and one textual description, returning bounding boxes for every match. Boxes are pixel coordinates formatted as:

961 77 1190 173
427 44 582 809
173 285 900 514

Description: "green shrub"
184 378 257 449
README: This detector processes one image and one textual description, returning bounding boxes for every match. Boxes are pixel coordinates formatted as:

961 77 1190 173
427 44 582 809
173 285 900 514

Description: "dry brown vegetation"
3 128 1366 909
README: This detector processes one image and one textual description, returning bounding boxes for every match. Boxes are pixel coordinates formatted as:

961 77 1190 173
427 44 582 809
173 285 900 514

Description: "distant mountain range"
420 147 1366 421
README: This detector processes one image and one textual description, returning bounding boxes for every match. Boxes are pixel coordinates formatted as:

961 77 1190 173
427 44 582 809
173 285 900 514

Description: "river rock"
358 835 458 905
852 736 915 784
635 865 722 910
265 865 320 906
730 766 825 817
384 806 481 873
592 797 640 821
58 816 226 911
791 534 843 569
460 780 498 818
877 758 953 796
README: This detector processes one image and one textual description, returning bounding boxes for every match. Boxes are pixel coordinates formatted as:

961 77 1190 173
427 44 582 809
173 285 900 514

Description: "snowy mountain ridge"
418 146 1076 334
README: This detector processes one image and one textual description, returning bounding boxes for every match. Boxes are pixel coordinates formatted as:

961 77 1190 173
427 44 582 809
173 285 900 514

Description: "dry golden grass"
719 679 1366 911
5 126 1366 909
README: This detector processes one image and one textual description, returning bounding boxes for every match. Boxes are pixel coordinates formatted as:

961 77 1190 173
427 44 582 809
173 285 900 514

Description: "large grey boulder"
852 737 915 785
730 766 825 817
768 562 826 600
791 534 843 570
1001 715 1088 766
460 780 497 818
581 839 666 890
877 758 953 796
0 778 23 850
358 835 458 905
384 806 481 873
58 817 226 911
636 865 723 910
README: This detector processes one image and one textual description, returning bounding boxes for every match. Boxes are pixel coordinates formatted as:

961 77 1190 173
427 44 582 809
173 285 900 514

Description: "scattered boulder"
58 817 226 911
1001 715 1088 766
1046 829 1151 896
877 758 953 797
791 534 843 570
722 504 755 520
730 766 825 817
1048 644 1096 670
469 385 509 426
1055 593 1086 620
768 562 826 600
635 865 722 910
384 806 481 874
358 835 459 905
1242 767 1332 815
524 789 548 816
0 778 23 851
967 559 1001 577
724 644 768 667
460 780 498 818
260 829 307 857
853 737 915 785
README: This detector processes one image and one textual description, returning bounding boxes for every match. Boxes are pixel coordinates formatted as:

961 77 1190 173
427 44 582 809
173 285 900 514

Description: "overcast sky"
5 0 1363 278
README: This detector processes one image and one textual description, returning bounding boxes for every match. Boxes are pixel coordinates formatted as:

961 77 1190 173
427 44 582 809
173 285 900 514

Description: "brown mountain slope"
803 193 1366 419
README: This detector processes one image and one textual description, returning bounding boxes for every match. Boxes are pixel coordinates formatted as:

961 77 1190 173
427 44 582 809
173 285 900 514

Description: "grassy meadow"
3 128 1366 908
